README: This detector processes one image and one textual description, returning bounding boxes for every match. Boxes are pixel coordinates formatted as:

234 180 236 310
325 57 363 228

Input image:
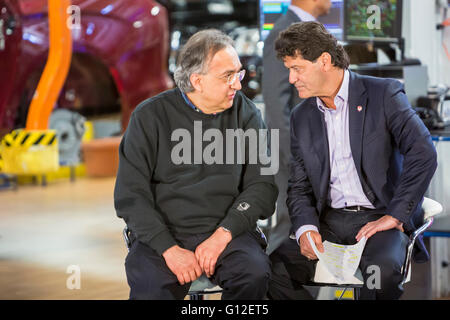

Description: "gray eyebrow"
219 65 243 77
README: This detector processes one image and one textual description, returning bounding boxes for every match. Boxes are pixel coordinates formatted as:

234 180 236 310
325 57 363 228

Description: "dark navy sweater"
114 88 278 255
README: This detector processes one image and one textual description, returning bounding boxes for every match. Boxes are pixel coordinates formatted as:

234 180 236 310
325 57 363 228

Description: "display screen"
344 0 402 43
259 0 344 41
317 0 344 40
259 0 290 41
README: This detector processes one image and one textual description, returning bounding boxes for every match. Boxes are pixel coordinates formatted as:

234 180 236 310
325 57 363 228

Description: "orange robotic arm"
26 0 73 130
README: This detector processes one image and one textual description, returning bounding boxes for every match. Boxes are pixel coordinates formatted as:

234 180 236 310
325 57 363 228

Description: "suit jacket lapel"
348 71 368 178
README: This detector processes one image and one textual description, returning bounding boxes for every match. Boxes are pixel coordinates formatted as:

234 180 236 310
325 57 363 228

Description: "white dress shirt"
295 70 374 243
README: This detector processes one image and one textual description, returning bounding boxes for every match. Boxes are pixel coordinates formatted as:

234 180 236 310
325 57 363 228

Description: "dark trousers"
268 208 409 300
125 229 271 300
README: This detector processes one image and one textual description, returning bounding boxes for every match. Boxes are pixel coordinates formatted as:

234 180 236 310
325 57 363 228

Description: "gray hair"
174 29 234 92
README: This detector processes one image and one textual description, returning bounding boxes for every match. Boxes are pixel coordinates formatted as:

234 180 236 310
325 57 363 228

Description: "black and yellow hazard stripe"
0 129 59 175
1 129 57 149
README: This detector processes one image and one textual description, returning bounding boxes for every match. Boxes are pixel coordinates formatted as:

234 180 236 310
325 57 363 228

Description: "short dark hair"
275 21 350 69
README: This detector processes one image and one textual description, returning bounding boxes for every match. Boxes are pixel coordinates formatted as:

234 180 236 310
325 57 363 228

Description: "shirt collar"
336 69 349 103
181 90 203 113
316 69 349 113
288 5 316 22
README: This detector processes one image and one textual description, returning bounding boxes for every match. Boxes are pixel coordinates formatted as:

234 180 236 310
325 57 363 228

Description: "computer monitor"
344 0 403 43
317 0 344 41
259 0 344 41
259 0 291 41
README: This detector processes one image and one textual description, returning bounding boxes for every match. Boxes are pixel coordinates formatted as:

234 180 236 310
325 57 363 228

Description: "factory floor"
0 177 129 299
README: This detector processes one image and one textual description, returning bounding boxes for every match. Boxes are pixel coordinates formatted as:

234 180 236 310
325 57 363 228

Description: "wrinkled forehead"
206 46 242 74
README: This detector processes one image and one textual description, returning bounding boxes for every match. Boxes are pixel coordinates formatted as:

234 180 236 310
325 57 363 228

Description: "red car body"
0 0 172 138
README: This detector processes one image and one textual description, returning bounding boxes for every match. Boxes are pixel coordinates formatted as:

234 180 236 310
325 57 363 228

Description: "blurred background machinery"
0 0 172 138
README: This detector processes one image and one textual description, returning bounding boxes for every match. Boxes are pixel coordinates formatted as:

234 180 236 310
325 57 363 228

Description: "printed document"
307 233 367 284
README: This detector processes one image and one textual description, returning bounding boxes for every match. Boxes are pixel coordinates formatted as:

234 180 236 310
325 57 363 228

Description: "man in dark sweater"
114 29 278 300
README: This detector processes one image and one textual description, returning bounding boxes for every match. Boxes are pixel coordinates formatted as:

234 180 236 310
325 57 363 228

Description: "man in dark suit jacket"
262 0 332 255
267 21 437 300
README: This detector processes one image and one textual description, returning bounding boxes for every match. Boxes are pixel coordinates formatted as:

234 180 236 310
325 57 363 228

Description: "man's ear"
190 73 203 92
320 52 333 71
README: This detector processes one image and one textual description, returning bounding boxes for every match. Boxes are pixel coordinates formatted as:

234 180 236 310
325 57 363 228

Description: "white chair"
310 197 443 300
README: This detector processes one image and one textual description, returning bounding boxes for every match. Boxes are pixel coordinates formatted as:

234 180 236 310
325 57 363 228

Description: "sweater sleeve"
114 108 177 256
218 102 279 238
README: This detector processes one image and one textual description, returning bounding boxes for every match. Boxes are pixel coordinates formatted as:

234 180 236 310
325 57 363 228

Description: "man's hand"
356 214 404 241
299 231 324 260
195 227 232 277
162 245 202 285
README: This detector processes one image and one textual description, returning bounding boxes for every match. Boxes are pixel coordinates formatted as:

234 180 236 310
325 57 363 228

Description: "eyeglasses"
226 70 246 85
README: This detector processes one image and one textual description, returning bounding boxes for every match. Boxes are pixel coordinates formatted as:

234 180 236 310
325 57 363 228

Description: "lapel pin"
357 105 362 112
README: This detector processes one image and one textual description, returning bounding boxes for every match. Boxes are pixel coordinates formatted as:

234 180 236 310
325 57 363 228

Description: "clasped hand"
162 228 232 285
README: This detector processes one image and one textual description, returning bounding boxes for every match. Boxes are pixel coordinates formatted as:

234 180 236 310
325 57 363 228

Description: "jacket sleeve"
383 80 438 231
286 112 320 232
219 106 278 238
114 109 177 256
